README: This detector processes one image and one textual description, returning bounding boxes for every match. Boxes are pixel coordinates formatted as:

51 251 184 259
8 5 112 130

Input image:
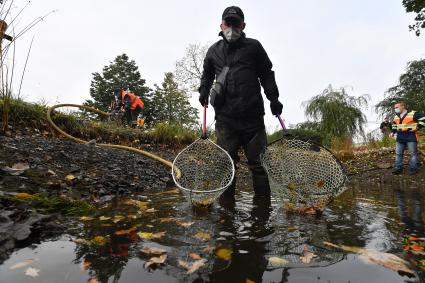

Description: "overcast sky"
10 0 425 132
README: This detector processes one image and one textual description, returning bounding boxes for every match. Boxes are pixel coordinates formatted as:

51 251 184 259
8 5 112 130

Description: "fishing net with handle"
172 103 235 207
261 115 347 213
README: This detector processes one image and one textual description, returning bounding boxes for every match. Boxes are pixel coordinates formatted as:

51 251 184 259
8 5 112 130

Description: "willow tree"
303 85 369 145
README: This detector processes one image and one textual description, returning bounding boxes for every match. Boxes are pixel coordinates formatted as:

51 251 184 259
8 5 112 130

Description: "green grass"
267 128 323 145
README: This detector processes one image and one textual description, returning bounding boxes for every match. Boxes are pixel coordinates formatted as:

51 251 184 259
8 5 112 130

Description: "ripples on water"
0 181 424 283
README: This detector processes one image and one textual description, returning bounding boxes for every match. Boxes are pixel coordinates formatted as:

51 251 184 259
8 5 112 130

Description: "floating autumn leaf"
268 256 289 268
159 217 176 223
193 232 211 240
90 236 109 246
80 216 94 221
154 188 180 195
10 259 34 270
300 245 317 264
323 241 415 276
216 247 233 261
178 259 207 274
189 253 202 260
141 247 167 255
138 232 166 240
99 216 111 221
114 226 137 236
16 192 32 199
176 220 195 228
144 254 167 269
125 199 149 210
113 215 125 223
146 208 156 213
25 267 40 278
80 259 91 271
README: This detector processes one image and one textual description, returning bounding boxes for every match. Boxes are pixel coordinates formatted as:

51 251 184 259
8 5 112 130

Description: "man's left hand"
270 99 283 115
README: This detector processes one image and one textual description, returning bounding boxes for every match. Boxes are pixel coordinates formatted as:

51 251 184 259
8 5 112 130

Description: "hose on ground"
46 104 180 177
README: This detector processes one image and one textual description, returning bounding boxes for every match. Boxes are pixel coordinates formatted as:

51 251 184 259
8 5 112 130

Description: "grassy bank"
0 98 198 146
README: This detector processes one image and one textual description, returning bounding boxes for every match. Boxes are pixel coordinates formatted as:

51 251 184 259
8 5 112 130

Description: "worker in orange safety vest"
114 89 145 127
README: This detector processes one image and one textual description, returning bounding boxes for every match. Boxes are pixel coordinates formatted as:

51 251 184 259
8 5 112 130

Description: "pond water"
1 180 424 283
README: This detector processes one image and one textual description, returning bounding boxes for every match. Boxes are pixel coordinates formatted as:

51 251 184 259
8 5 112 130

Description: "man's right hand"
199 89 209 107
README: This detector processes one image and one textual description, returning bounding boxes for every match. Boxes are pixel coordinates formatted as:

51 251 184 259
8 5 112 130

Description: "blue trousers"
395 141 418 171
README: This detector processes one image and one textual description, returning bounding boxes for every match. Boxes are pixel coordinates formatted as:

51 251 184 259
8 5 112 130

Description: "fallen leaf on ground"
80 216 94 221
138 232 166 240
10 259 34 270
323 241 415 276
2 162 30 176
15 192 32 199
99 216 111 221
65 174 76 182
25 267 40 278
193 232 211 240
268 256 289 268
300 245 316 264
178 259 207 274
125 199 149 210
189 253 202 260
216 248 233 261
80 259 91 271
90 236 109 246
141 247 167 255
144 254 167 269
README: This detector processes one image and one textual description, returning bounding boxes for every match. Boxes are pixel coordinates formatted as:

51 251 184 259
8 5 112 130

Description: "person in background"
391 102 425 175
380 117 391 136
114 89 144 127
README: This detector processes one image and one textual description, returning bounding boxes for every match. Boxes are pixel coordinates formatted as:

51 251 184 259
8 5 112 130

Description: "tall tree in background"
150 72 198 127
376 59 425 117
303 85 369 145
86 54 151 112
175 42 209 92
403 0 425 36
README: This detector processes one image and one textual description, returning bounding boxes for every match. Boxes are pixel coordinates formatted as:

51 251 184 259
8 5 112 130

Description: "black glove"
199 88 209 107
270 99 283 115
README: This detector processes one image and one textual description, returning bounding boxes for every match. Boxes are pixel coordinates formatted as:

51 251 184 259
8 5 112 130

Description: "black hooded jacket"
199 32 279 120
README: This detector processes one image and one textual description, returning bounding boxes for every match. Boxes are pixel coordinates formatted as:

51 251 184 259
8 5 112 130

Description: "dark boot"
252 173 271 197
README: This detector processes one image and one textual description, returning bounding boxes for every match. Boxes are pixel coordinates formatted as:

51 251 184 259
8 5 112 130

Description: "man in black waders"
198 6 283 200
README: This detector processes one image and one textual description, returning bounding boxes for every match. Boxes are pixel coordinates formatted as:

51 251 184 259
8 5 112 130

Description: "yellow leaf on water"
138 232 165 240
268 256 289 268
90 236 109 246
176 220 195 228
113 215 125 223
10 259 34 270
141 247 167 255
99 216 111 221
193 232 211 240
24 267 40 278
16 192 31 199
125 199 149 210
159 217 175 223
216 248 233 261
143 254 167 269
178 259 206 274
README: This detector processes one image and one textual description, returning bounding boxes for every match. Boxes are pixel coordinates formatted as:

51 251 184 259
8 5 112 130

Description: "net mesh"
172 138 235 207
261 138 347 212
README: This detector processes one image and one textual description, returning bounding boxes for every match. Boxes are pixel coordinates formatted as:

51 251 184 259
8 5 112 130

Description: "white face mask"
223 27 242 43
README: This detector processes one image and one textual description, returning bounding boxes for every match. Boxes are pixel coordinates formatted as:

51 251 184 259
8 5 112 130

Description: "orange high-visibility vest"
121 91 144 110
393 111 419 141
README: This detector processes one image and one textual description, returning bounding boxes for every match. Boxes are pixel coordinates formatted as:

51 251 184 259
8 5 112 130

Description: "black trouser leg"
243 128 270 197
216 125 240 198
